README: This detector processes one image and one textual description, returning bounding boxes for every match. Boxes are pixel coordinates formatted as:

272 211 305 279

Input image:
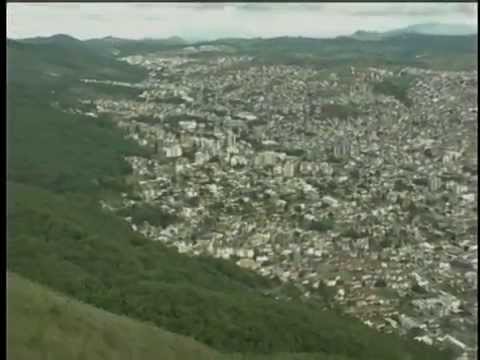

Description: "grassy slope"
7 272 222 360
8 272 356 360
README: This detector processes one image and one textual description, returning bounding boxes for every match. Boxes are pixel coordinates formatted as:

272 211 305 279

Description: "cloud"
132 3 228 11
332 3 472 17
144 15 168 22
130 3 157 8
84 13 106 22
194 3 230 11
6 2 478 41
233 2 474 18
236 3 282 12
456 3 478 17
234 3 327 13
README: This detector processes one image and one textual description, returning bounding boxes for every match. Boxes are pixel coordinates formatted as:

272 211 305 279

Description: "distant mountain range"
7 23 477 73
350 23 477 40
83 35 188 56
11 22 477 48
388 23 477 36
17 33 84 45
12 34 188 57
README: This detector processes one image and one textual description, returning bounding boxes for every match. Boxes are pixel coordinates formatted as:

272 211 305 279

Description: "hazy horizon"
7 2 478 42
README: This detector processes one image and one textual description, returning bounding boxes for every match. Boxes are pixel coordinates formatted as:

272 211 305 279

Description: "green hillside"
7 272 222 360
7 35 454 360
84 36 188 56
9 180 450 359
7 272 360 360
7 37 146 91
196 33 477 70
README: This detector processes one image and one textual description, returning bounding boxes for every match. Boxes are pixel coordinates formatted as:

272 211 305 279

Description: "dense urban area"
7 18 478 359
60 45 478 359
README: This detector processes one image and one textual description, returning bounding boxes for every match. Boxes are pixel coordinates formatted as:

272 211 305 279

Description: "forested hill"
10 31 477 66
7 36 146 92
191 33 477 70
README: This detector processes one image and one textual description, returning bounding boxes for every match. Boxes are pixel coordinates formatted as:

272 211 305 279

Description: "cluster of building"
72 52 477 358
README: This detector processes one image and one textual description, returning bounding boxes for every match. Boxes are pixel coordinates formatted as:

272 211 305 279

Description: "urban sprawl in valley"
60 46 477 359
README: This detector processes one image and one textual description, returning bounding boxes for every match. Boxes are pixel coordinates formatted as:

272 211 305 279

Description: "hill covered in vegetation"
7 37 145 90
9 177 451 359
7 272 450 360
195 33 477 70
8 272 222 360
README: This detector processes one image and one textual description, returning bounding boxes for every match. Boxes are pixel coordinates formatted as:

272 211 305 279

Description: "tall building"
226 129 236 148
333 139 351 159
283 160 296 178
199 84 205 104
303 91 310 125
428 176 442 193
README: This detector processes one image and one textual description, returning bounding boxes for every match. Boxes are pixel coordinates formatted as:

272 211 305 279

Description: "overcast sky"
7 2 478 41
